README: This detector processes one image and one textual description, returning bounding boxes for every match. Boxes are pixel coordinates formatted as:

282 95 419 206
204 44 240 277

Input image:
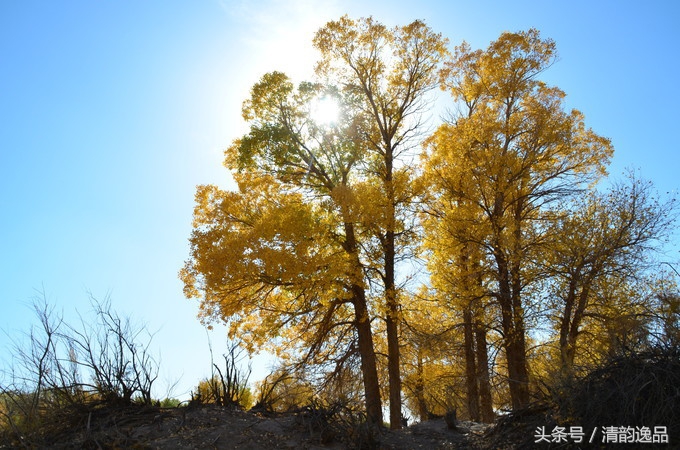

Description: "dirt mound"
3 403 474 449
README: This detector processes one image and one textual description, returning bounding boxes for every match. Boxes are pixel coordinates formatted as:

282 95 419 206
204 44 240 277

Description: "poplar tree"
314 16 448 428
182 16 447 426
423 29 613 409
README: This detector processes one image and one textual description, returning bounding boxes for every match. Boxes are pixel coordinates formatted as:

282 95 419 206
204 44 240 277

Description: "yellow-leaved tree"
182 16 447 428
544 174 677 377
422 29 613 409
313 16 448 428
180 72 385 423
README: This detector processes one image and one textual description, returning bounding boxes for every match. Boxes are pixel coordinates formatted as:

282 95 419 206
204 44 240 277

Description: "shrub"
0 294 160 447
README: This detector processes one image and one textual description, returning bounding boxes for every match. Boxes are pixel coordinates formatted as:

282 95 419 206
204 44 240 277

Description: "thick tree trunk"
560 336 576 377
496 251 530 410
463 306 480 421
385 229 402 429
502 327 530 408
414 348 429 422
383 148 402 430
502 303 530 409
475 322 495 422
559 281 577 378
560 282 590 378
344 219 383 425
461 242 484 421
353 285 384 425
503 324 530 409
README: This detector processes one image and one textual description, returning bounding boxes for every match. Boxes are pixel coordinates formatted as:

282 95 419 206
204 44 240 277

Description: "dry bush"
480 346 679 449
294 399 380 449
559 346 679 440
0 294 160 447
251 368 315 413
190 338 252 409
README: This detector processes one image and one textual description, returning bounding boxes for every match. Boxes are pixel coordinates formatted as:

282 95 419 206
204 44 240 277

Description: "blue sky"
1 0 678 399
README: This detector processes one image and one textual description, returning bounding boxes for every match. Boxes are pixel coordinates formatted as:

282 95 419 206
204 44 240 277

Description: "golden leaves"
181 17 656 406
242 71 294 122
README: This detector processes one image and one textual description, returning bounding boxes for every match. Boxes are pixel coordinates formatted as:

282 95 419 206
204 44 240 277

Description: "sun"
311 96 340 126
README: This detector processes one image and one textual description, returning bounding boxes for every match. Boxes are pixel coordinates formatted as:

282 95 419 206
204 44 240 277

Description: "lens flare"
312 97 339 125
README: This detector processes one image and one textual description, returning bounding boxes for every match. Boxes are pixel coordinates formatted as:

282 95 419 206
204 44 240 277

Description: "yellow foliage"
180 171 354 355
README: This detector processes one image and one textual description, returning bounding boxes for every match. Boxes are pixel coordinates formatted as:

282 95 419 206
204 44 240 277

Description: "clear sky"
1 0 679 400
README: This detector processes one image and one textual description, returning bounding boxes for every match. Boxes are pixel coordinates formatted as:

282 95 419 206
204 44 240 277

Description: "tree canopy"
181 18 678 426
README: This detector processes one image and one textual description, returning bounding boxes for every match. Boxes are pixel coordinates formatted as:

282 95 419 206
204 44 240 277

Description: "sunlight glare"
312 97 340 126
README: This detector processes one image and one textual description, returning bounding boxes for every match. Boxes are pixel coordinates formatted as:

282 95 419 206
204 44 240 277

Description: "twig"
86 411 92 437
210 432 222 446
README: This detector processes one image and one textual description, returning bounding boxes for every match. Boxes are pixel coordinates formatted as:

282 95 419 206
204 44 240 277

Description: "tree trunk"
560 282 591 378
384 147 402 430
503 303 530 409
344 219 383 425
461 241 484 421
559 280 577 378
414 348 429 422
463 305 480 421
385 231 402 429
475 321 495 422
502 329 530 409
495 250 530 409
353 285 384 425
